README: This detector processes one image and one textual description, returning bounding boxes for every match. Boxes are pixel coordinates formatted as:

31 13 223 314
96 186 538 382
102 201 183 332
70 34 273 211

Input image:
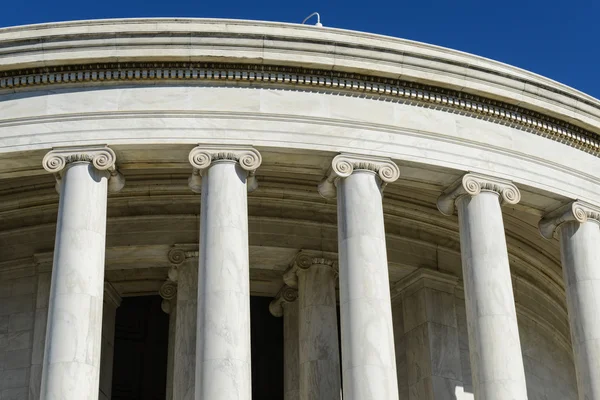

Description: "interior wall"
454 295 578 400
0 274 39 400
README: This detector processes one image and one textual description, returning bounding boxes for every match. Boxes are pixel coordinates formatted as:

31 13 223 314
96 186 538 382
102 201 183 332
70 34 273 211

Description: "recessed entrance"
110 295 284 399
111 295 169 400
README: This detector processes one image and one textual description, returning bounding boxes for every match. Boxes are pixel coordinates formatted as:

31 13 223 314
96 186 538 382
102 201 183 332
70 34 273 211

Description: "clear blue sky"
1 0 598 99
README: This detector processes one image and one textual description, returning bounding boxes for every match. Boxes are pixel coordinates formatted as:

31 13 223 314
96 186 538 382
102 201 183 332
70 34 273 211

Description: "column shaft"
298 264 341 399
196 161 252 400
166 302 177 400
174 261 198 400
559 220 600 400
99 285 121 400
41 162 109 400
456 192 528 400
283 300 300 400
337 171 399 400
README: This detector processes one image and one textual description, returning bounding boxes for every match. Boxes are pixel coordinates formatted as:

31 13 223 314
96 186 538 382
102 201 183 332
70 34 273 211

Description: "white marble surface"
1 18 598 133
99 284 120 400
195 160 252 400
283 299 300 400
559 220 600 400
166 299 176 400
40 162 109 400
174 260 197 400
297 263 341 399
456 192 528 400
1 84 598 205
337 170 399 400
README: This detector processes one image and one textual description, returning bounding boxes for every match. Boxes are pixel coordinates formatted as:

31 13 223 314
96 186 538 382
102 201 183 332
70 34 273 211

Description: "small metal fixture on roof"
302 12 323 27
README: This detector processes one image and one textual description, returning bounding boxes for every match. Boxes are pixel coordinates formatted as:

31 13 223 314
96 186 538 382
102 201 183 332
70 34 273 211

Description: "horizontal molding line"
0 62 598 157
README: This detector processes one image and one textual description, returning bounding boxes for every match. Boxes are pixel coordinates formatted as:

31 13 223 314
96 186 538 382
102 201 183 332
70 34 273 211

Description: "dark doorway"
111 295 169 400
110 295 283 400
251 296 284 400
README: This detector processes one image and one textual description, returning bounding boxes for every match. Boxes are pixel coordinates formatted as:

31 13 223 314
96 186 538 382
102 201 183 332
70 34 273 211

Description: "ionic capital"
283 251 338 288
167 247 199 266
268 285 299 317
317 153 400 198
42 145 125 193
539 200 600 239
437 172 520 216
159 278 178 314
187 145 262 193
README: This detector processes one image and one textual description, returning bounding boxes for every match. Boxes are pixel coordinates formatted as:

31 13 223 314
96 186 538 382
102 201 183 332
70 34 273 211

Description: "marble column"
40 146 124 400
99 283 122 400
269 286 300 400
283 253 341 400
159 276 178 400
389 269 464 400
188 145 261 400
318 153 401 400
437 172 528 400
168 250 198 400
539 201 600 400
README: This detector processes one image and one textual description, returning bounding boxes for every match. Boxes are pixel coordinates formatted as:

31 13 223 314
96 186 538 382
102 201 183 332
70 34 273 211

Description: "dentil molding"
539 201 600 239
318 153 401 198
187 145 262 193
42 145 125 193
268 285 299 317
437 172 521 216
2 62 598 158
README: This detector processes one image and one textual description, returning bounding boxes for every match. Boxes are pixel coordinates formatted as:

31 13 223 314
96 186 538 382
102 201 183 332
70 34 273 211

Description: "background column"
437 172 528 400
99 283 122 400
159 275 178 400
284 253 341 400
40 146 124 400
170 252 198 400
269 286 300 400
540 201 600 400
389 269 464 399
188 146 261 400
318 153 400 400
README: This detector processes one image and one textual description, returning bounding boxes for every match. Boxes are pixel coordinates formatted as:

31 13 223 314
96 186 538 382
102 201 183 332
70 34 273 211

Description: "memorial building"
0 18 599 400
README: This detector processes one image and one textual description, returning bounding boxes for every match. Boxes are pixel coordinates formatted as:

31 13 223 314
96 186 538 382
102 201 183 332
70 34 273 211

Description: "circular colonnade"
0 18 599 400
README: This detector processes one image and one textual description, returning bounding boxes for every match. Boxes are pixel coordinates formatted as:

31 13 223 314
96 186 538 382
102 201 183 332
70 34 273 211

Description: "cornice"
188 145 262 193
390 268 459 300
283 251 338 288
1 62 598 157
437 172 521 216
268 285 299 317
539 200 600 239
318 153 401 198
42 145 125 193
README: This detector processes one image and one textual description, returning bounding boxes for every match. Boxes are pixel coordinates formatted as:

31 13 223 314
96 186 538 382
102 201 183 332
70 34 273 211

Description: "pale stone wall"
0 275 39 400
519 316 578 400
455 297 577 400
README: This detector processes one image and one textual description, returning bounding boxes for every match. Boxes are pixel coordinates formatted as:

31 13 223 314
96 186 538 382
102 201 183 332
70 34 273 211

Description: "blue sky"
1 0 598 99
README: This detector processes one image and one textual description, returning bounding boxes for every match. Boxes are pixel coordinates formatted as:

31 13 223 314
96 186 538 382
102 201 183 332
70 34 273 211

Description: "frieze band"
4 62 598 158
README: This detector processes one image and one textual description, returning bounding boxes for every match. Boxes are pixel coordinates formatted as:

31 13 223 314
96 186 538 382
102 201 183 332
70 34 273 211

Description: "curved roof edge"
0 18 598 138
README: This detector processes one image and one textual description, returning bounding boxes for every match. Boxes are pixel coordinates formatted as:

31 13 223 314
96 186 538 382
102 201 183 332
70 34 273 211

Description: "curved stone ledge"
1 62 598 157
